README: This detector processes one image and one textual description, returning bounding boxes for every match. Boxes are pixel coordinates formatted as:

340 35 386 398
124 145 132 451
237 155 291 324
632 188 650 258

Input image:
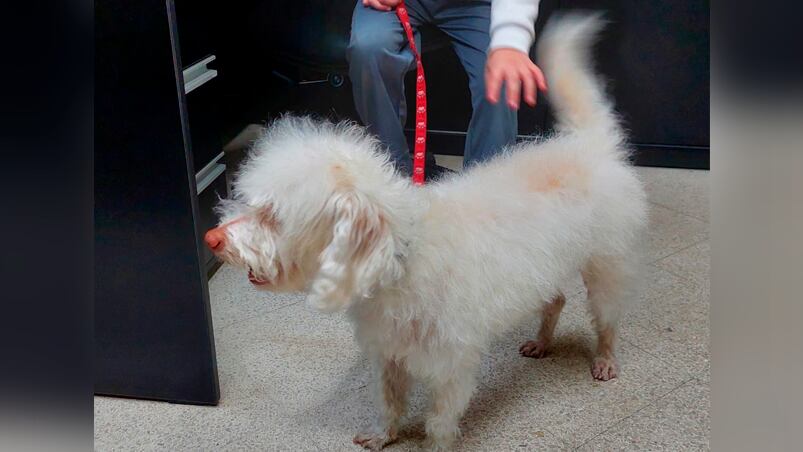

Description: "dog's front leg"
353 358 410 451
424 374 477 451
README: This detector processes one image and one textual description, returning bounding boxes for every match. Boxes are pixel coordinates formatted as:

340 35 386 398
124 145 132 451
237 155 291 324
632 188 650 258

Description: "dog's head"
205 116 412 312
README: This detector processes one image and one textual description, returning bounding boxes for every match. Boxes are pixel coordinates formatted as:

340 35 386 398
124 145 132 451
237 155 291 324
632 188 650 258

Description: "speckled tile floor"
94 161 710 451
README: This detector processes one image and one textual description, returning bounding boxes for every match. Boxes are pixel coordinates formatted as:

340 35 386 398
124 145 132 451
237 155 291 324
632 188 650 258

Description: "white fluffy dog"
205 13 647 451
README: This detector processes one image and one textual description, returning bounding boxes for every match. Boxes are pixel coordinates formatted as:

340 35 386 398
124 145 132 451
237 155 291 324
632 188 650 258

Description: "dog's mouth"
248 269 269 286
246 261 292 288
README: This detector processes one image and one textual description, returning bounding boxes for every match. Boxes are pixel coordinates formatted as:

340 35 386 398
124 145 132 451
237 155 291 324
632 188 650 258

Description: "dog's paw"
519 339 550 358
353 431 395 451
591 356 618 381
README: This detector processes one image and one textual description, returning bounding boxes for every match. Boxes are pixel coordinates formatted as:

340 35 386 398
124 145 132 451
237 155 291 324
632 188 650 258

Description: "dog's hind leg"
520 292 566 358
424 371 478 451
354 358 410 451
582 255 637 381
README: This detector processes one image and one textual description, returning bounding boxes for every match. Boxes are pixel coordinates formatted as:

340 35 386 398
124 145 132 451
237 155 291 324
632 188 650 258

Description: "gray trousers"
346 0 517 174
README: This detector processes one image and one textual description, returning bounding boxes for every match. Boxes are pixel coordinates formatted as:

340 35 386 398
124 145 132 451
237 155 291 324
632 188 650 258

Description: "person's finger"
505 72 521 110
521 68 536 107
532 64 548 92
486 68 502 104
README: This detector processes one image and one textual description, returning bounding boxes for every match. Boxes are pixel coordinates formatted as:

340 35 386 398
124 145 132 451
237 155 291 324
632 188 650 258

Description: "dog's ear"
308 190 402 312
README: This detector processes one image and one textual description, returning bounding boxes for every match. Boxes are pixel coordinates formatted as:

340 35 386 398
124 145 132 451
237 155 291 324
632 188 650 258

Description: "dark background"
195 0 709 169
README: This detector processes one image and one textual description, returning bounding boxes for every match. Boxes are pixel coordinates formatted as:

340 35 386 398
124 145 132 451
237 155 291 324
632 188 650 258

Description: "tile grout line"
619 334 704 383
625 293 707 336
540 426 575 450
539 306 705 448
648 238 707 265
214 299 304 333
649 199 708 223
615 265 710 381
571 376 697 451
648 237 709 266
649 259 709 288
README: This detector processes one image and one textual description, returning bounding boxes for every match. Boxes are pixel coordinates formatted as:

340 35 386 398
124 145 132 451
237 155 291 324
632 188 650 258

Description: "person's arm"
490 0 540 54
486 0 547 110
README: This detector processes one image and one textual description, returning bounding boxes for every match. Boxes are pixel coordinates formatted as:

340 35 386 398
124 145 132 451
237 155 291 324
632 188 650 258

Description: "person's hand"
485 48 548 110
363 0 402 12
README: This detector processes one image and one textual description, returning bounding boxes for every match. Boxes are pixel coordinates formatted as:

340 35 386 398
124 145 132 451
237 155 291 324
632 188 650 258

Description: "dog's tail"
537 13 623 146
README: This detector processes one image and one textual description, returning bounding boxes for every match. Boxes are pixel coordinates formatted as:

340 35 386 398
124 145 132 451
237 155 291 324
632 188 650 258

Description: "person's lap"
348 0 515 173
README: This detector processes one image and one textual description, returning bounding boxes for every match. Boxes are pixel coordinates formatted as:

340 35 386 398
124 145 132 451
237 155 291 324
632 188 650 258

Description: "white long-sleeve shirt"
490 0 541 53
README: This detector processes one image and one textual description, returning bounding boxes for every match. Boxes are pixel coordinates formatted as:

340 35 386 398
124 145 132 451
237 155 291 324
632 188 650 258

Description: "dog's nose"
204 227 227 252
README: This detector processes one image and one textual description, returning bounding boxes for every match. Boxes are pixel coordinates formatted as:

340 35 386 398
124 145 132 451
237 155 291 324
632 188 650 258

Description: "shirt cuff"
489 25 533 54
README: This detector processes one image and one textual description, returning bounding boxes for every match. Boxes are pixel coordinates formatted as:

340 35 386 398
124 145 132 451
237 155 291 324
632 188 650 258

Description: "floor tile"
434 154 463 172
213 295 688 451
646 204 709 263
619 267 710 378
223 408 336 451
625 266 708 325
637 167 709 222
208 263 304 329
577 379 709 451
212 302 367 409
456 416 570 452
499 305 690 449
653 240 710 287
94 396 259 452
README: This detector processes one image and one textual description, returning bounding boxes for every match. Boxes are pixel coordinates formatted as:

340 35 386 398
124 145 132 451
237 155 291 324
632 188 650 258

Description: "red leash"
396 2 427 185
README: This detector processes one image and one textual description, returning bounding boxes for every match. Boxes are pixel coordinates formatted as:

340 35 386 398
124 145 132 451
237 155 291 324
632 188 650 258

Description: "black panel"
631 144 709 170
173 1 220 69
214 0 708 169
184 74 224 171
562 0 709 148
95 0 219 405
247 0 355 71
175 1 269 172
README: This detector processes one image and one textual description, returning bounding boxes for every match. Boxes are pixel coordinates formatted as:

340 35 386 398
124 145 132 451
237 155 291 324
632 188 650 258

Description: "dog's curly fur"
211 14 648 451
